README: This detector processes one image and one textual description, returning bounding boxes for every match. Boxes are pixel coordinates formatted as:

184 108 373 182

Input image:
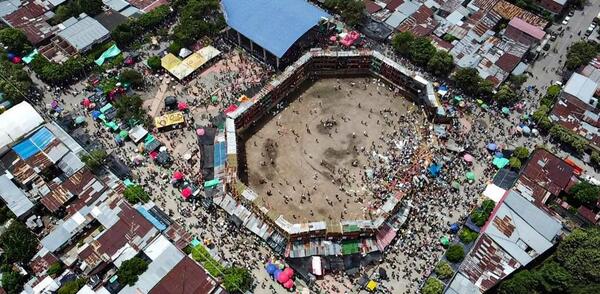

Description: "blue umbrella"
494 151 503 158
522 126 531 134
487 143 497 151
91 110 101 120
266 264 277 275
450 223 460 234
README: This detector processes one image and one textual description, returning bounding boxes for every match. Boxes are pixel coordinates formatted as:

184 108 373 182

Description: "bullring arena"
214 48 443 259
243 77 426 222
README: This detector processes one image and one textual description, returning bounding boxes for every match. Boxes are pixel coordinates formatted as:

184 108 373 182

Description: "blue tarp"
221 0 330 58
428 164 441 177
214 142 227 167
13 127 55 160
136 206 167 231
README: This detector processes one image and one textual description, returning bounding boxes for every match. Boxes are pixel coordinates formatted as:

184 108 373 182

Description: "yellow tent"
154 112 185 129
366 280 377 292
161 54 181 71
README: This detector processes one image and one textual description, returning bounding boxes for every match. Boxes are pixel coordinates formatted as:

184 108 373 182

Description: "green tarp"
100 103 113 113
204 178 221 188
95 44 122 66
22 49 38 64
124 179 134 187
341 241 360 255
105 121 118 131
493 157 510 169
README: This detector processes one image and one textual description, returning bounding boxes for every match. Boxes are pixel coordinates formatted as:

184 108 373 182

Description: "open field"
242 77 423 222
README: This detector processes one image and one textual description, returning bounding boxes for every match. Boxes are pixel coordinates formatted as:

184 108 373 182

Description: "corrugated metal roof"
57 13 109 51
0 175 34 218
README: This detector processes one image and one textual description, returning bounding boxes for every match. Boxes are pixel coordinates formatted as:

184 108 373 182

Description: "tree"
565 41 598 71
422 277 444 294
79 0 103 16
46 262 64 276
546 84 562 98
324 0 365 27
446 244 465 262
1 269 25 294
222 266 253 293
0 28 32 55
498 270 540 294
147 56 162 71
509 74 527 89
409 37 436 66
58 278 87 294
123 185 150 204
452 68 482 96
119 69 144 89
434 261 454 280
478 79 495 99
0 204 15 225
113 95 148 125
0 59 32 103
81 149 107 171
509 157 522 170
569 181 600 205
427 50 454 76
555 228 600 283
171 0 225 48
470 199 495 227
0 221 39 264
117 257 149 286
512 147 530 160
494 85 518 105
591 151 600 167
391 32 415 56
537 261 573 293
458 228 479 244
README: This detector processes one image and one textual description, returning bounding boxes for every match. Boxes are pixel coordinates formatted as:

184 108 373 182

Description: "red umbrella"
181 187 192 199
82 98 91 108
149 151 158 160
282 268 294 279
282 279 294 289
224 104 238 114
178 101 188 111
11 56 21 64
173 171 184 181
276 272 289 283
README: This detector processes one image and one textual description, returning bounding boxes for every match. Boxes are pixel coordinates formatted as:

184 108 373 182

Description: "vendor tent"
492 157 510 169
465 171 475 181
483 184 506 203
128 125 148 143
95 44 121 66
204 178 220 188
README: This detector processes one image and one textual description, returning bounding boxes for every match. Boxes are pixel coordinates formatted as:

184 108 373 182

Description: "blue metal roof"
13 127 55 160
221 0 330 58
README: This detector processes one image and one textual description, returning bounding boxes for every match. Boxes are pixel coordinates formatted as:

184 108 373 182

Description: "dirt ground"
243 77 420 222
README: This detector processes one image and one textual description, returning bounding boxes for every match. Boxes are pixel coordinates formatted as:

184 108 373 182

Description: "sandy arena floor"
243 78 419 222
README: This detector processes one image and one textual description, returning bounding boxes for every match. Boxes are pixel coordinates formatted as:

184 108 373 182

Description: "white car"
562 16 571 25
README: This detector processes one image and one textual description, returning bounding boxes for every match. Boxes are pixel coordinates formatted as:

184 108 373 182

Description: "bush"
458 228 479 244
422 277 445 294
323 0 365 27
0 28 32 55
446 244 465 263
1 269 25 294
435 261 454 280
112 5 171 48
117 257 148 286
192 244 224 277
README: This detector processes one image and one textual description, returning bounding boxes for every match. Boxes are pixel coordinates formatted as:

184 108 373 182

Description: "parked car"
562 16 571 25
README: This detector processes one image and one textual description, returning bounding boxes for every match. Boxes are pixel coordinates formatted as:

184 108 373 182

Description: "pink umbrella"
329 35 337 42
463 154 474 163
196 128 205 136
276 271 290 283
173 171 183 181
178 101 188 111
282 279 294 289
282 267 294 279
181 187 192 199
